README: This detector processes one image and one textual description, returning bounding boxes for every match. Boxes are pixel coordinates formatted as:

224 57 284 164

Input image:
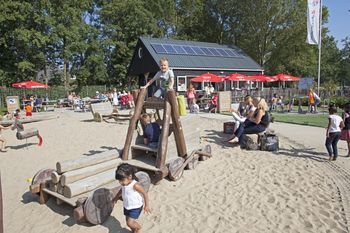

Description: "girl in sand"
326 105 344 161
115 163 150 233
0 116 12 152
340 103 350 157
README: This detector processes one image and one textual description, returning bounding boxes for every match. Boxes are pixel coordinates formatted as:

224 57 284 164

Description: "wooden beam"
167 90 187 157
156 100 171 169
122 88 147 161
63 169 115 198
60 159 122 186
51 171 60 184
56 149 119 174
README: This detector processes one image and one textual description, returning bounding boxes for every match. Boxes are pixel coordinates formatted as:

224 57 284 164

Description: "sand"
0 110 349 233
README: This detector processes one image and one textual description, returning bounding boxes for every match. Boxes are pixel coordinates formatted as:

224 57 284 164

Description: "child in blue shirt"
140 113 160 149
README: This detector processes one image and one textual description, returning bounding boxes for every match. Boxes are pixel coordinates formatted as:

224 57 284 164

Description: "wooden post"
122 88 147 161
167 90 187 157
39 183 49 204
156 100 171 169
0 173 3 233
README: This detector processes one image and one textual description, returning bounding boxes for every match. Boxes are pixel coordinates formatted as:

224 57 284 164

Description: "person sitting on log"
140 113 160 149
11 118 43 146
115 163 151 233
0 116 12 152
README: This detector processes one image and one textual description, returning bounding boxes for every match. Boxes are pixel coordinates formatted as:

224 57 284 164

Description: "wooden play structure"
29 150 151 225
90 102 132 122
122 89 212 183
12 119 43 145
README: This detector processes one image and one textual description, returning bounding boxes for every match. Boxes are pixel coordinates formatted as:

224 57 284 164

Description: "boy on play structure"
142 57 174 98
115 163 151 233
140 113 160 149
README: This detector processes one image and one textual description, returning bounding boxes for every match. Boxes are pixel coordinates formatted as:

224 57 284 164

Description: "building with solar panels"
127 37 263 92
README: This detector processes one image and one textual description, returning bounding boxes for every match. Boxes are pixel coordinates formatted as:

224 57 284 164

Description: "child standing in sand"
115 163 150 233
326 105 344 161
0 116 12 152
340 103 350 157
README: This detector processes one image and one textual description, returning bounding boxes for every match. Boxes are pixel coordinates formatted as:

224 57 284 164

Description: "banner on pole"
307 0 321 45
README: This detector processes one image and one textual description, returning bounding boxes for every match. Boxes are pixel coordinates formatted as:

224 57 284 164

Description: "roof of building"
127 37 263 76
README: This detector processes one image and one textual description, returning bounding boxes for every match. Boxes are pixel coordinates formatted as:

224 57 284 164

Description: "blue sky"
323 0 350 48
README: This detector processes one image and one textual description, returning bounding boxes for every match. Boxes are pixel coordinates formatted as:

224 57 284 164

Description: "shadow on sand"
8 143 37 150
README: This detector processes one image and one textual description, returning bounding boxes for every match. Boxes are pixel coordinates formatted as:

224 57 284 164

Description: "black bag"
240 134 259 150
260 133 279 151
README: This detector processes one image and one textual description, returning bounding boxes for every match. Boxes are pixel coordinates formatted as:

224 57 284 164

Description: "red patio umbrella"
12 80 48 88
191 73 225 82
224 73 254 81
249 74 277 82
274 74 300 81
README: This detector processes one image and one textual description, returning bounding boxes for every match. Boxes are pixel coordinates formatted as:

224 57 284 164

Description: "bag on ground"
260 133 279 151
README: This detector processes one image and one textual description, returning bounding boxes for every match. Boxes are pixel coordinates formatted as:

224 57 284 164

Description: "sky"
323 0 350 48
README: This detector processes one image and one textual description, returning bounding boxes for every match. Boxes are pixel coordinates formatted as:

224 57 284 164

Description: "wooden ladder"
122 89 187 178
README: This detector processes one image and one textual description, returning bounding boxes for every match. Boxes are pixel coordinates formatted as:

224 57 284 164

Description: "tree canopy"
0 0 348 88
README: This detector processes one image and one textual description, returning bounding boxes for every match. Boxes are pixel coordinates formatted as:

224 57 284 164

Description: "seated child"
191 102 199 114
24 103 33 116
140 113 160 149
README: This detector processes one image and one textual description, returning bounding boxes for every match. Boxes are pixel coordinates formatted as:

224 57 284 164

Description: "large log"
63 169 116 198
122 88 147 161
56 149 119 174
51 172 60 184
167 90 187 157
60 158 122 186
156 100 171 170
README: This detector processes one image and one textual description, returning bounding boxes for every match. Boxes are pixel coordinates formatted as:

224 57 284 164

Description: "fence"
0 85 107 108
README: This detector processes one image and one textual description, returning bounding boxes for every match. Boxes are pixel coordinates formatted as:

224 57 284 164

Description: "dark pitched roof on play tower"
127 37 262 76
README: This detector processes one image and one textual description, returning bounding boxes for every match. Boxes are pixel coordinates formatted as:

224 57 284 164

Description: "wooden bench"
29 149 151 225
90 102 132 122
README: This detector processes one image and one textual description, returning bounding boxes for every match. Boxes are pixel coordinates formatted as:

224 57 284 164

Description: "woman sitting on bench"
227 97 269 146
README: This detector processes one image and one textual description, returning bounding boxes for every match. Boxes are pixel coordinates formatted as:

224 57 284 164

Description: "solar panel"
173 45 187 55
191 46 205 55
151 43 167 54
150 43 242 58
162 44 177 54
182 46 196 55
208 48 220 56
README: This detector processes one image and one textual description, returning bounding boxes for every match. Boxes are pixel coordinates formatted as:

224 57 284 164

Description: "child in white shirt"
326 106 344 161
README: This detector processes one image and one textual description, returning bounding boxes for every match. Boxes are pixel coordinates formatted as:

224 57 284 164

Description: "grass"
271 112 328 128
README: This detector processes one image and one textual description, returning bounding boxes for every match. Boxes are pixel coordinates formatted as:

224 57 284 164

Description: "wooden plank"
167 90 187 157
131 144 158 153
56 149 119 174
156 100 171 169
63 169 116 198
125 159 161 172
43 188 78 207
60 158 122 186
90 102 113 115
122 88 147 161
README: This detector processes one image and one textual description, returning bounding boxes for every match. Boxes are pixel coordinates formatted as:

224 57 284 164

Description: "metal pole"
317 0 323 96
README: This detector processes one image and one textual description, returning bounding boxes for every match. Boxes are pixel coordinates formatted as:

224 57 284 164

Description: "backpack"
260 133 279 151
240 134 259 150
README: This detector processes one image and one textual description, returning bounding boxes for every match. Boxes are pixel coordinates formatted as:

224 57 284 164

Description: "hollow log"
56 149 119 174
122 88 147 161
167 90 187 157
60 159 122 186
63 169 115 198
51 172 60 184
57 183 64 195
156 100 171 169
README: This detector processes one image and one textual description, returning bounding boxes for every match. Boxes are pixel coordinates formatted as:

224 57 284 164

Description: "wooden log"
73 205 86 224
57 183 64 195
186 154 199 170
51 171 60 184
30 168 55 194
135 171 151 192
56 149 119 174
84 187 119 225
168 157 185 181
167 90 187 157
63 169 116 198
48 181 57 192
168 151 197 181
39 183 49 204
156 100 171 169
122 88 147 161
60 158 122 186
0 173 3 233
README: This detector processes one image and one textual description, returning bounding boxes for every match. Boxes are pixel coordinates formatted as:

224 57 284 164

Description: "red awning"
191 73 225 83
12 80 48 88
274 74 300 81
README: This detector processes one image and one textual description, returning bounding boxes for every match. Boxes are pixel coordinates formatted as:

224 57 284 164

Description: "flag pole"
317 0 323 96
